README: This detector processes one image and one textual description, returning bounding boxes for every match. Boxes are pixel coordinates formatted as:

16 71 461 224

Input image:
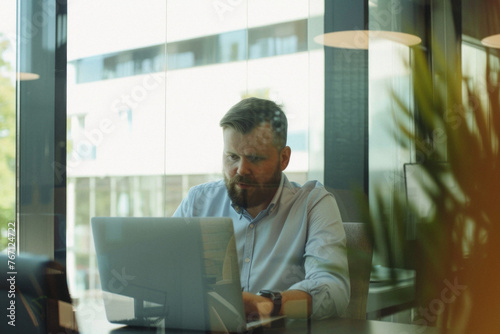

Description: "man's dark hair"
219 97 288 149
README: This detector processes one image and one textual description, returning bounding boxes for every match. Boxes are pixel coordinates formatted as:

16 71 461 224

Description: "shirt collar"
268 173 286 213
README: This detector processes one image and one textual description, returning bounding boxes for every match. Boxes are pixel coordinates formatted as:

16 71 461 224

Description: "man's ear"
280 146 291 171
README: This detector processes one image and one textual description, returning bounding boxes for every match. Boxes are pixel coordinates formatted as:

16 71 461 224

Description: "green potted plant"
362 43 500 333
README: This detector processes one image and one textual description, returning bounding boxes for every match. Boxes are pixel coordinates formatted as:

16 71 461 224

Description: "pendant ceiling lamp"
314 0 423 50
479 1 500 49
462 0 500 49
314 30 421 49
481 35 500 49
17 72 40 81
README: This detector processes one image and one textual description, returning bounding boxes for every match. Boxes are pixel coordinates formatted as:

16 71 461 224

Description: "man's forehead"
223 124 275 151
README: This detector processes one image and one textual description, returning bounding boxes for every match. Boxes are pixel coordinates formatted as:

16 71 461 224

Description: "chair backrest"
330 189 364 222
341 222 373 319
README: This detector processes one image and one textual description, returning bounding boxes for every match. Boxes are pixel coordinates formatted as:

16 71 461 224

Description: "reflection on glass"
67 0 317 302
0 1 16 252
368 39 412 265
90 217 243 332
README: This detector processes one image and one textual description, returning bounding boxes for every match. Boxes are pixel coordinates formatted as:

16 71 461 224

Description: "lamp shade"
314 30 421 49
462 0 500 48
17 72 40 81
481 34 500 48
315 0 424 49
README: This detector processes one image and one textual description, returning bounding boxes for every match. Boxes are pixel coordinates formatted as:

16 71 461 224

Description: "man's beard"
224 168 282 210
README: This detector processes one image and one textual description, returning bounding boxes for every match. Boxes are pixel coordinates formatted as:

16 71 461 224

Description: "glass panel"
462 43 500 146
368 1 414 267
0 0 16 251
247 1 310 181
307 0 325 182
67 1 319 305
67 0 168 298
163 0 247 180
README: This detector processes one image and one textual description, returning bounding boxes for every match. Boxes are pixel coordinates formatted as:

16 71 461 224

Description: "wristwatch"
257 290 282 316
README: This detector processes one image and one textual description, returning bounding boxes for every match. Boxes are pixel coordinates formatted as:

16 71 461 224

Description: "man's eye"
248 156 263 163
227 154 239 161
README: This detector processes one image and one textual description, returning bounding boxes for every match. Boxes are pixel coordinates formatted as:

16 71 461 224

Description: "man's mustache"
228 175 280 188
228 175 256 186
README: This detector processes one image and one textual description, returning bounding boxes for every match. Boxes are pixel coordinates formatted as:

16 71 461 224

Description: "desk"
75 297 439 334
367 278 415 319
77 318 439 334
367 267 416 320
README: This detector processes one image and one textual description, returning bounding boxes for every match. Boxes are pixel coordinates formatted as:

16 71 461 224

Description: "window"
66 0 323 299
0 0 16 252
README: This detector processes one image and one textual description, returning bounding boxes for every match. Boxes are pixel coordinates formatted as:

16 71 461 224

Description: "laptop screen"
91 216 244 331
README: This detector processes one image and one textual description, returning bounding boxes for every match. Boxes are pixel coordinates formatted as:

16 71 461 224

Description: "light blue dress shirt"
173 173 350 319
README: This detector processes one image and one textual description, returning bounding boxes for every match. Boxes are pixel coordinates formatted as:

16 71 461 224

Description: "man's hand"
242 292 274 321
242 290 312 321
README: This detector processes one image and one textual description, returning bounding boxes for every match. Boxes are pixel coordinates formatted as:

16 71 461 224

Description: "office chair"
341 222 373 320
0 253 78 334
330 189 364 222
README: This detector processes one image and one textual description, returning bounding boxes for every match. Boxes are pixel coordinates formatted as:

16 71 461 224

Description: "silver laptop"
91 217 283 332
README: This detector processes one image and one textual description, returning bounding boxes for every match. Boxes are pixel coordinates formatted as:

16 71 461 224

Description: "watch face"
259 290 280 297
258 290 273 297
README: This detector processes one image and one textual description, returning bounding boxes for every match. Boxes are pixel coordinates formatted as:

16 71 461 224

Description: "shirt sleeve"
287 192 350 319
172 187 194 217
172 182 226 217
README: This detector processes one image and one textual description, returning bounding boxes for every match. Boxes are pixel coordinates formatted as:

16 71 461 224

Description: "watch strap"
258 290 282 316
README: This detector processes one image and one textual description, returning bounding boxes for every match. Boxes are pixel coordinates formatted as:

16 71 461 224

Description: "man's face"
222 124 290 213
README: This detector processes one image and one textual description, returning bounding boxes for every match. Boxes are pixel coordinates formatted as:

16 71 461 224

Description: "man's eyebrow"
224 149 266 159
245 153 266 160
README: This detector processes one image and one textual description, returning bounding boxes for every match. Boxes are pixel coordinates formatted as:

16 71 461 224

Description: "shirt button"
249 224 254 229
245 258 250 263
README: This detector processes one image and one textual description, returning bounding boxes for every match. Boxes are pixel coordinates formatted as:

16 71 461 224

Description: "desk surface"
77 311 439 334
74 293 439 334
367 278 415 320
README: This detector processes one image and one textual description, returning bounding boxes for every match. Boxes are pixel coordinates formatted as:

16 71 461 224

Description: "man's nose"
237 158 251 176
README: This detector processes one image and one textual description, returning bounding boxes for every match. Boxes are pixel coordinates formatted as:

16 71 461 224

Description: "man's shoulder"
188 179 227 196
282 177 333 204
176 179 229 217
188 180 227 200
286 178 330 195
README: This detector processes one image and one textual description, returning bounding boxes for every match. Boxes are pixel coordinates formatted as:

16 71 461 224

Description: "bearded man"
173 97 350 320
